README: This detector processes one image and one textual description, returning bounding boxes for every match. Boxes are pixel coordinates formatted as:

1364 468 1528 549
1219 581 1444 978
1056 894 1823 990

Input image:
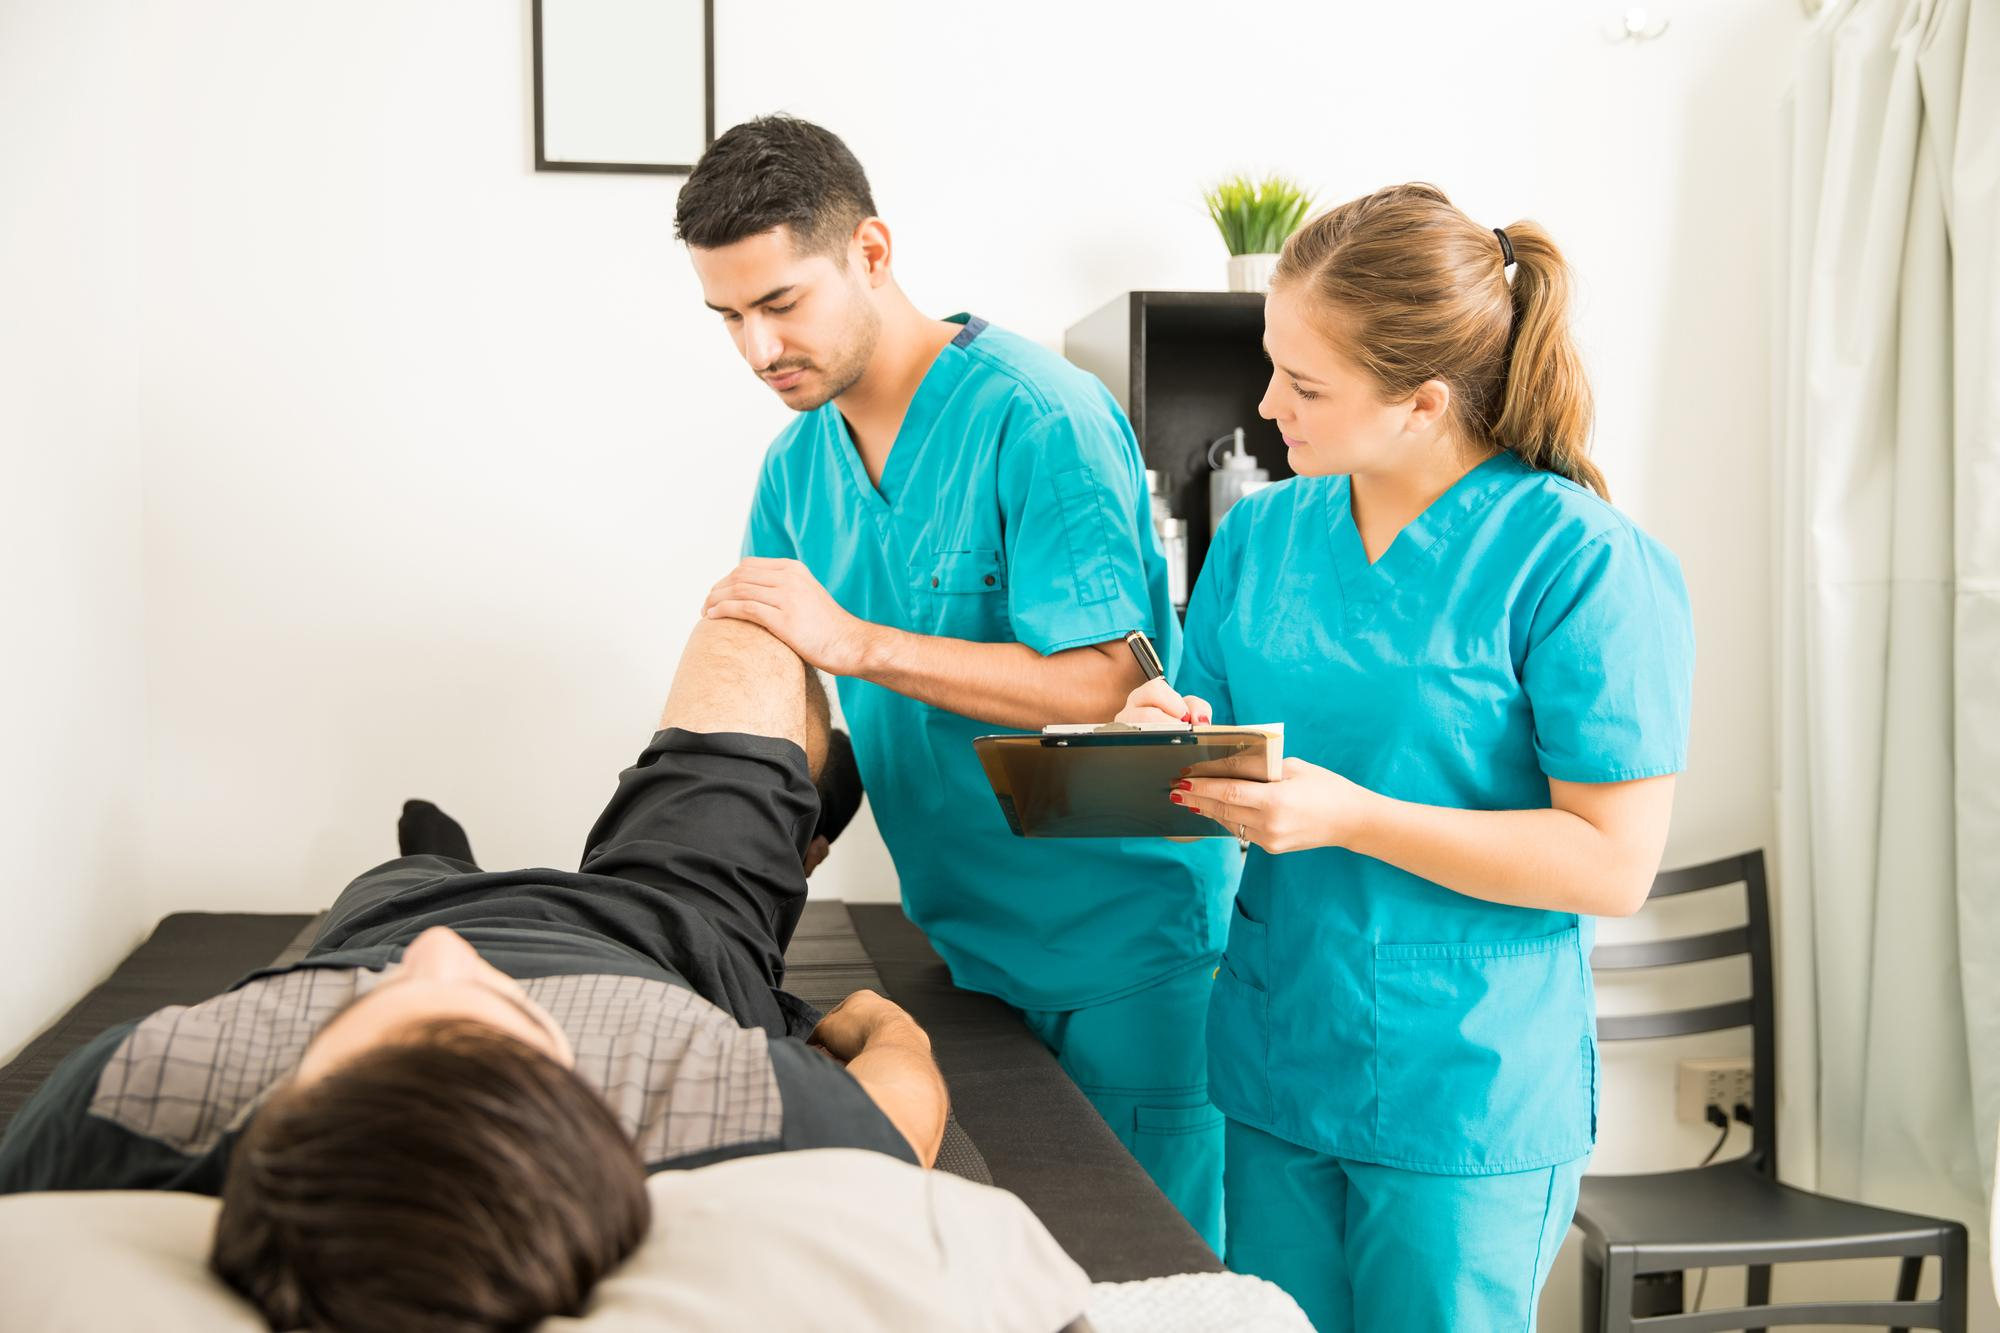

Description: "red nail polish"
1169 793 1184 804
1180 713 1192 723
1175 780 1192 792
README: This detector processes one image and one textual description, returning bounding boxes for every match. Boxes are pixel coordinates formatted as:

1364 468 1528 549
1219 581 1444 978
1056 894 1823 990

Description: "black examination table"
0 900 1220 1283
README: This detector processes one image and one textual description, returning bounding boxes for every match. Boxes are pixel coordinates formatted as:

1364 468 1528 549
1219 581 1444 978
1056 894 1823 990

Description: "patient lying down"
0 618 948 1333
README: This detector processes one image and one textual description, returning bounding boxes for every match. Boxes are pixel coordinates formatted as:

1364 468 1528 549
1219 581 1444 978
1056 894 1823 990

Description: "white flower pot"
1226 252 1279 293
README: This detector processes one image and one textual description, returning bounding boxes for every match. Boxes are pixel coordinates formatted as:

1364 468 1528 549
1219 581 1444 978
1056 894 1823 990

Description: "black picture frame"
532 0 715 176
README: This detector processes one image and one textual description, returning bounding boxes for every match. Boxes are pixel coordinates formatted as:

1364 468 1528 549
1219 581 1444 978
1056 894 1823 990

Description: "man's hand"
808 988 924 1064
810 989 948 1166
704 558 880 676
803 835 832 878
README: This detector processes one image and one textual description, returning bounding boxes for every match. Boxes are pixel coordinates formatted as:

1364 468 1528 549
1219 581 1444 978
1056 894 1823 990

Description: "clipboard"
973 723 1284 839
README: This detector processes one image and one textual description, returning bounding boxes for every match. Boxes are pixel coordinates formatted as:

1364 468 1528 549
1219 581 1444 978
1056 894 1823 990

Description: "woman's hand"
1171 757 1376 854
1117 679 1213 725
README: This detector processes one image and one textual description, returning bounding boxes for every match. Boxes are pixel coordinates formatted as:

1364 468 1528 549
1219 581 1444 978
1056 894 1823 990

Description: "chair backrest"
1589 850 1777 1174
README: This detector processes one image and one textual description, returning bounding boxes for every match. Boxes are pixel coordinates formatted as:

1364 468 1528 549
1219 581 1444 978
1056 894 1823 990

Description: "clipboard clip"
1038 721 1198 748
1039 722 1194 736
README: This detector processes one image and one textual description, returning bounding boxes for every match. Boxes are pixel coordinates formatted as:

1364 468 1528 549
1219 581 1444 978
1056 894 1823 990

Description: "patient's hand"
803 835 831 878
811 990 948 1166
809 989 924 1064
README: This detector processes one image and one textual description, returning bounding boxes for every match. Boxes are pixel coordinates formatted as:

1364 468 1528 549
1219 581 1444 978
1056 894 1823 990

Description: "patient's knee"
662 618 827 772
689 615 799 667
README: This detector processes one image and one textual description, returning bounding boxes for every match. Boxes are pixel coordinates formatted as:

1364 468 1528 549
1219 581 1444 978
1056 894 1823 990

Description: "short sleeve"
741 450 798 561
765 1039 919 1165
1174 502 1245 727
1521 527 1694 784
997 407 1158 656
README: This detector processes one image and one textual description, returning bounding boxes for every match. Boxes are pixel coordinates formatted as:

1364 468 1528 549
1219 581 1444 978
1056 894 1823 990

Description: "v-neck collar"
831 314 988 514
1329 451 1526 604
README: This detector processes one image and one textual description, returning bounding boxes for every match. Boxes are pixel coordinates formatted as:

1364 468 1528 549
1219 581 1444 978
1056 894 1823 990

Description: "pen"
1125 630 1205 729
1125 630 1167 686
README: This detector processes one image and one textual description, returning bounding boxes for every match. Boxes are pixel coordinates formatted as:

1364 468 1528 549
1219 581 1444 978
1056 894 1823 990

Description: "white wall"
126 0 1794 911
22 0 1955 1326
0 0 151 1061
115 4 1807 1321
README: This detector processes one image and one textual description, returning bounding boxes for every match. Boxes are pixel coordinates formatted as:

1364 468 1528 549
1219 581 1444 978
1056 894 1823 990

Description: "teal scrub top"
1181 453 1694 1175
744 315 1242 1010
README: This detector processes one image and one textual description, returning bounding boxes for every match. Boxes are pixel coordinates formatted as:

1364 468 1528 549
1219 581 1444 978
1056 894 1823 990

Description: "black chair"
1575 850 1969 1332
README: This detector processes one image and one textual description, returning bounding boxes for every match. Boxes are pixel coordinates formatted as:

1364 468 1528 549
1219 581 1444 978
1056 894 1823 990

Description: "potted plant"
1203 173 1315 293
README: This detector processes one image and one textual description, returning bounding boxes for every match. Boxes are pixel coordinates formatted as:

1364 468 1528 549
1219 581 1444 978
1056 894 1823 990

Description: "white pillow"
0 1150 1091 1333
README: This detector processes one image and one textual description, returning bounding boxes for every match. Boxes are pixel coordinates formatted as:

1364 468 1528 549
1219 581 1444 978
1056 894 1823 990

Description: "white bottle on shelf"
1160 517 1189 611
1146 469 1189 610
1208 428 1268 536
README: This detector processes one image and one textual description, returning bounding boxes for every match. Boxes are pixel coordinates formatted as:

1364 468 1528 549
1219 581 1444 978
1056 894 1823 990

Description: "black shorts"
312 728 822 1038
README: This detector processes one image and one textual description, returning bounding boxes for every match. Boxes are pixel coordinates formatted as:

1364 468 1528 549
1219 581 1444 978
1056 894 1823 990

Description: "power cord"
1688 1105 1734 1312
1697 1103 1732 1163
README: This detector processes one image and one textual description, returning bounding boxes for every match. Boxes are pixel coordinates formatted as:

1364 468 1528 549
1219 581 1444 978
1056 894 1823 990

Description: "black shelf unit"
1064 290 1278 580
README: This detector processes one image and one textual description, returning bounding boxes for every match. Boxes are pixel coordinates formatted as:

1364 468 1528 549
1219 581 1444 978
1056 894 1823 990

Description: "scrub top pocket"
1371 928 1594 1173
1208 898 1274 1125
911 548 1010 641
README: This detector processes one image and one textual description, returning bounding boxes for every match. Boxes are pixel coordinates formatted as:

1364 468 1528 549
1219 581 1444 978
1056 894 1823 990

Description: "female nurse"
1119 184 1694 1331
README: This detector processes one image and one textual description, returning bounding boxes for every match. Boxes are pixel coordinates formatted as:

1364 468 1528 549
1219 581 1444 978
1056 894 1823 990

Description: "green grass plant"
1203 174 1315 256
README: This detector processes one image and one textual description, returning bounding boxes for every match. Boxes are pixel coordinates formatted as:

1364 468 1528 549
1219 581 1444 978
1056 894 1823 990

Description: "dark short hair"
213 1020 650 1333
674 115 877 255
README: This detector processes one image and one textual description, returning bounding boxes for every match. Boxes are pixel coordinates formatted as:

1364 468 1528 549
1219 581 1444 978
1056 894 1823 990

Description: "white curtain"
1774 0 2000 1271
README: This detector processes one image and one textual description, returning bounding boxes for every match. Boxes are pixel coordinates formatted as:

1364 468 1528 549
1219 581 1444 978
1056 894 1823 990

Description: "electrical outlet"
1675 1057 1753 1123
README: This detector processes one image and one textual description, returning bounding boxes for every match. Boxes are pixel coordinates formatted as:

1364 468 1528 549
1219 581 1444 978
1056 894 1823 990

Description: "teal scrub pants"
1224 1118 1585 1332
1020 960 1225 1252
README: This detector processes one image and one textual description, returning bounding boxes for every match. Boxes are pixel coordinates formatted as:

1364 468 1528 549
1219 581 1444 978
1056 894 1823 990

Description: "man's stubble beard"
791 297 881 413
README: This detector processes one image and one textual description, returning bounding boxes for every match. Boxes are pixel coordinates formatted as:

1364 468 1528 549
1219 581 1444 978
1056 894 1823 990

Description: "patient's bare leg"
569 618 834 987
658 618 830 776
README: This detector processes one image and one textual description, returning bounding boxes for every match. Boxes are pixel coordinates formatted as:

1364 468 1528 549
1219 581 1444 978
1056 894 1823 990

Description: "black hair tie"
1494 227 1516 268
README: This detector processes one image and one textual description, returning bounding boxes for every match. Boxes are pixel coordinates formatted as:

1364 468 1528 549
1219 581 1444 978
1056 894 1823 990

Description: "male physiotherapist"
675 116 1239 1246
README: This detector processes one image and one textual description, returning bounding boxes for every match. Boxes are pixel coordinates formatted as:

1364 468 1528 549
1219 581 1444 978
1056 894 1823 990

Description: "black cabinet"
1064 290 1280 580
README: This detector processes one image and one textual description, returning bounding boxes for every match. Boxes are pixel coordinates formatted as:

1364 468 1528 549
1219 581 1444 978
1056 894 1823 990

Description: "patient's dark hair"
212 1020 649 1333
674 114 877 256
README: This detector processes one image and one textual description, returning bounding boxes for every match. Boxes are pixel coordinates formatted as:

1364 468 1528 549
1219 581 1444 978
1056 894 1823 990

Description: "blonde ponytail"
1491 220 1604 499
1272 184 1608 500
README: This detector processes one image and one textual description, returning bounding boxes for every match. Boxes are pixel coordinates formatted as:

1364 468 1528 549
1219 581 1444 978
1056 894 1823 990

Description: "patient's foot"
399 799 476 864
